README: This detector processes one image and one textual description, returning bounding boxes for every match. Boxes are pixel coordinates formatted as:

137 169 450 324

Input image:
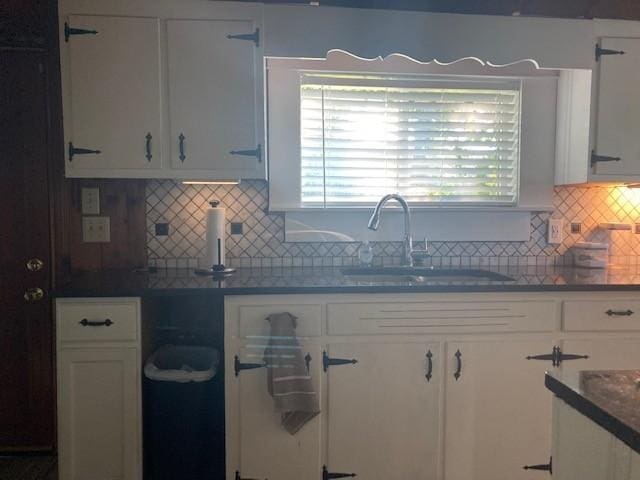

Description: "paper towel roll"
204 201 226 268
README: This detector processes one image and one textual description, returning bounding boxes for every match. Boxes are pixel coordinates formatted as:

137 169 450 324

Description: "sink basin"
340 266 514 283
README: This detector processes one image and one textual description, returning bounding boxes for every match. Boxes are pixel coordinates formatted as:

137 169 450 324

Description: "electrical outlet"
155 223 169 236
81 187 100 215
548 218 564 245
571 222 582 234
82 216 110 243
230 222 243 235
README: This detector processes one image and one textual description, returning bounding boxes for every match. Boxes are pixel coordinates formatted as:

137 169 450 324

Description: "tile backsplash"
146 179 640 269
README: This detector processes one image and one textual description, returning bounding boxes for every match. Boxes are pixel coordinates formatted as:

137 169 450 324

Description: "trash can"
144 345 220 480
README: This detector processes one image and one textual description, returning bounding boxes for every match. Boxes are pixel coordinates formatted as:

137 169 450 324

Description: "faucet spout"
367 194 413 265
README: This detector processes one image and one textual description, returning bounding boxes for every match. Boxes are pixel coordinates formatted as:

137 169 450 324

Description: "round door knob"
24 287 44 302
26 258 44 272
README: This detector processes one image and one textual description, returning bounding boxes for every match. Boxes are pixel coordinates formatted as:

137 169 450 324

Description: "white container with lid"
571 242 609 269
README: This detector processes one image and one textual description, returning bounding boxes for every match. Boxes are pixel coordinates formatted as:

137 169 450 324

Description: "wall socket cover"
82 216 110 243
81 187 100 215
547 218 564 245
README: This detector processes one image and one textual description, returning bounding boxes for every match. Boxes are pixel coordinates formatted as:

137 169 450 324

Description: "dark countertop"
54 264 640 297
546 370 640 454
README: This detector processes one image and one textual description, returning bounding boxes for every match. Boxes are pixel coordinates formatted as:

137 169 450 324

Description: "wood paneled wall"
56 179 148 274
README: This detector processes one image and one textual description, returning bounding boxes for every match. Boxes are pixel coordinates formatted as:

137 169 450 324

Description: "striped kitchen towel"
264 312 320 435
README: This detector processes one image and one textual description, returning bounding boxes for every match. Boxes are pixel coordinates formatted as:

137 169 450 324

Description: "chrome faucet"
367 194 428 266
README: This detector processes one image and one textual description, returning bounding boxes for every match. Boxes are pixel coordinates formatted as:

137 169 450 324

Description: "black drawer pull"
605 309 634 317
453 349 462 380
145 132 152 161
79 318 113 327
425 350 433 382
178 133 186 162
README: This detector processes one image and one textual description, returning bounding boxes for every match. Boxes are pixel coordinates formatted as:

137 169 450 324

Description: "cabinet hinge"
230 144 262 163
64 22 98 42
68 142 101 162
595 44 626 61
234 355 265 376
591 150 621 167
527 346 588 367
322 351 358 372
235 470 264 480
523 456 552 474
227 28 260 47
322 465 356 480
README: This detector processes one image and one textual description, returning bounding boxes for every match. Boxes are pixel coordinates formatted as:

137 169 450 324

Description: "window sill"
272 204 553 213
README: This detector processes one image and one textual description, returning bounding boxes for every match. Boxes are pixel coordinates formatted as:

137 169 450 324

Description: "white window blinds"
300 74 521 207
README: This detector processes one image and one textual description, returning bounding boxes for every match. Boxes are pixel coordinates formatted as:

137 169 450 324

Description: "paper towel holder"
195 238 236 276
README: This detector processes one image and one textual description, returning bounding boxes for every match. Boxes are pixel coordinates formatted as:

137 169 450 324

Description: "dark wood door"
0 50 55 451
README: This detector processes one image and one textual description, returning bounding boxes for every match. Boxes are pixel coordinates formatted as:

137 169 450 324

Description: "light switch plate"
82 216 110 243
547 218 564 245
81 187 100 215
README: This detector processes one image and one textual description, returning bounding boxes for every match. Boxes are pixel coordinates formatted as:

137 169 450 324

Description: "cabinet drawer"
327 300 557 335
56 299 140 343
237 304 322 338
563 300 640 331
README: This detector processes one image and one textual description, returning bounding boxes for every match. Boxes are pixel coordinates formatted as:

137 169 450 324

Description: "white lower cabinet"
56 298 142 480
235 343 324 480
326 342 441 479
552 398 640 480
444 340 554 480
225 293 640 480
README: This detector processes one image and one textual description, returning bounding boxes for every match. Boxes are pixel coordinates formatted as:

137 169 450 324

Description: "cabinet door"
235 344 323 480
167 19 262 178
552 397 616 480
327 342 441 480
560 338 640 371
594 37 640 176
65 15 162 174
444 340 554 480
57 347 140 480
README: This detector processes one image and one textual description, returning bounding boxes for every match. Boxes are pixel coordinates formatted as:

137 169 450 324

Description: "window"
300 74 521 207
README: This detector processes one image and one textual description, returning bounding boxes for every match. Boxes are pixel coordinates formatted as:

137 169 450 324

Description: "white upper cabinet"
64 15 162 176
167 20 262 178
593 37 640 177
559 32 640 184
60 2 265 180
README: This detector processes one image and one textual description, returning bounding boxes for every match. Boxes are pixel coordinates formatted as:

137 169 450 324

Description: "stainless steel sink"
340 266 514 283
